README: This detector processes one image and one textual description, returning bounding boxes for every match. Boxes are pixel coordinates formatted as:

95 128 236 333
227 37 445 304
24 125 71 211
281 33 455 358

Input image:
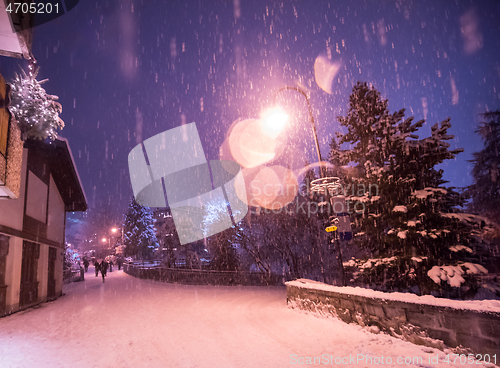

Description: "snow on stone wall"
286 279 500 355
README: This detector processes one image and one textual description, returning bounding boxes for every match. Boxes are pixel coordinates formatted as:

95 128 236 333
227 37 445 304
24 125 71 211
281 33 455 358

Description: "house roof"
0 2 33 59
25 137 88 212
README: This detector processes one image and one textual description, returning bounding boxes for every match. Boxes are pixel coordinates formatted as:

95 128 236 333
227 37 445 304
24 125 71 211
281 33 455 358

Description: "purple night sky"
1 0 499 217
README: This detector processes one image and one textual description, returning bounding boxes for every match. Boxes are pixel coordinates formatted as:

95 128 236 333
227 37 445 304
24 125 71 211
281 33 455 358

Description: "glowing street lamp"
111 227 124 245
260 107 289 138
269 85 346 286
274 86 325 178
102 237 111 251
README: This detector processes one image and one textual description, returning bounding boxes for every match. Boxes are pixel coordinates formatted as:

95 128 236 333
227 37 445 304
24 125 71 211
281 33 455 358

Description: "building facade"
0 1 87 316
0 137 87 316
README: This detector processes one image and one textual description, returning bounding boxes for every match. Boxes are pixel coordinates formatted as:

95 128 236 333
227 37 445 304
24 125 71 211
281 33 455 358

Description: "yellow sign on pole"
325 226 337 232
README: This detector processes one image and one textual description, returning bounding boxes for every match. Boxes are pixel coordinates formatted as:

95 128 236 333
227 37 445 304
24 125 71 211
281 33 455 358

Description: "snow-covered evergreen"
465 110 500 223
123 198 158 259
331 82 480 295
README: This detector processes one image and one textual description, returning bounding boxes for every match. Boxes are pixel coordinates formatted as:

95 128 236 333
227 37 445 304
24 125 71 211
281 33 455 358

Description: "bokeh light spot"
314 55 340 94
228 118 277 168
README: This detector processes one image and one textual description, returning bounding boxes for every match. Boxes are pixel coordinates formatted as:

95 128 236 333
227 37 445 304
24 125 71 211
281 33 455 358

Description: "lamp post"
110 227 125 256
101 237 109 256
111 227 118 247
270 85 345 286
274 86 326 178
112 227 124 246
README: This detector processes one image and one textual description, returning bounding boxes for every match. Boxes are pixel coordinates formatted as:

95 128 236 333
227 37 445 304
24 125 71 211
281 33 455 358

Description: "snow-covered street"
0 267 496 368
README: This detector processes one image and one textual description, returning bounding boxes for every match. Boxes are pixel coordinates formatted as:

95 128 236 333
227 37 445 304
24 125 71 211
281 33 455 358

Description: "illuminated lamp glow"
260 107 288 138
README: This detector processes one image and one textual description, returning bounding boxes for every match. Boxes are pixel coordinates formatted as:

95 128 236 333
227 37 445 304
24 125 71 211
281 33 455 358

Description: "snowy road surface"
0 267 497 368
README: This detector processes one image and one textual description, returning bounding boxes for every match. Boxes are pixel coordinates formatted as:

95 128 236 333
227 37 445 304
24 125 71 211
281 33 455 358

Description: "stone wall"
123 263 285 286
286 280 500 356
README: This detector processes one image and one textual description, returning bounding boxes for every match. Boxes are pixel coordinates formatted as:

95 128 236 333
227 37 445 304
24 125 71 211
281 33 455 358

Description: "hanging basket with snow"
9 68 64 141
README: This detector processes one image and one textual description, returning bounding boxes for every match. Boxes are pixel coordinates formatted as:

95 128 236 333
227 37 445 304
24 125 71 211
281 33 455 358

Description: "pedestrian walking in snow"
109 259 113 272
83 259 89 272
101 259 108 283
94 260 100 277
117 257 123 271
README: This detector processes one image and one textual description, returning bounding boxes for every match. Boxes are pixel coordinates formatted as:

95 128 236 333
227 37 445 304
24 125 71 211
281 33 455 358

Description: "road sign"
325 226 337 232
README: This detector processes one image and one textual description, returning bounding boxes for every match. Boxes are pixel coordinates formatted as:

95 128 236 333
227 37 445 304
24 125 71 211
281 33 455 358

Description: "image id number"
6 2 60 14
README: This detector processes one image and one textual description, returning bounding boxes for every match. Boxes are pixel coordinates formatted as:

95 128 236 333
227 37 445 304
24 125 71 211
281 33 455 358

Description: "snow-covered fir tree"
331 82 479 295
123 198 158 259
465 110 500 222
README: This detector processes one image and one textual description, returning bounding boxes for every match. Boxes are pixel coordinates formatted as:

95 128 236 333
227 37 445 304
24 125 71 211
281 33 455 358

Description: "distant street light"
108 227 124 256
111 227 119 247
115 227 124 245
102 237 111 252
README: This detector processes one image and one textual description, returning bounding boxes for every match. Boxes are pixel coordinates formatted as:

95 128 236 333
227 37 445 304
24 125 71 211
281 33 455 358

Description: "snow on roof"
286 279 500 313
